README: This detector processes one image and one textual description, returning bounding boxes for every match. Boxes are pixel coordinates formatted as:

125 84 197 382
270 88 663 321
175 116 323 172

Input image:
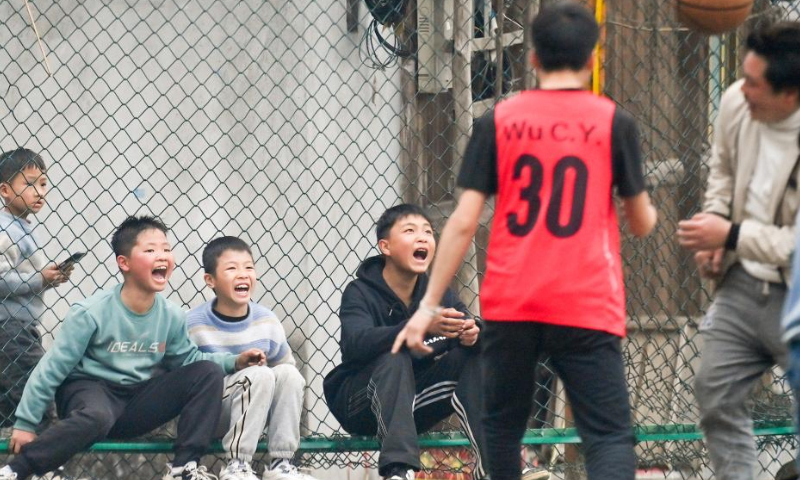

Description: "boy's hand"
427 308 464 338
9 428 36 453
392 310 435 355
42 263 73 289
458 318 479 347
235 348 266 371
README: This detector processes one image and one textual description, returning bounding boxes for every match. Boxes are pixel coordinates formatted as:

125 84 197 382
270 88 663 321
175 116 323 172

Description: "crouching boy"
187 237 317 480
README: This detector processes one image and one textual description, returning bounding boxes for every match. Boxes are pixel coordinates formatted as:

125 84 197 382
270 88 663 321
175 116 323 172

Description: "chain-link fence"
2 0 800 479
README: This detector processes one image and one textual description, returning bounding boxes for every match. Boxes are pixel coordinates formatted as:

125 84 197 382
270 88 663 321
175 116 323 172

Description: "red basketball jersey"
481 90 626 337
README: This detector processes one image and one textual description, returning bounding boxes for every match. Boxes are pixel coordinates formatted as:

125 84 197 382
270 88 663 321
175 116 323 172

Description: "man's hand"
392 310 435 355
9 429 36 454
677 213 731 251
458 318 479 347
235 348 266 371
694 248 725 279
427 308 465 339
42 263 73 289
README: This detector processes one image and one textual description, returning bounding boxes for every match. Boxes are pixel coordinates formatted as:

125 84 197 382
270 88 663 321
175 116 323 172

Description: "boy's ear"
378 238 391 256
204 273 215 290
585 53 595 72
117 254 129 273
0 182 11 200
530 51 541 70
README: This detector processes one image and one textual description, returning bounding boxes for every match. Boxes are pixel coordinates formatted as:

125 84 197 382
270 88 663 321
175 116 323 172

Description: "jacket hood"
355 255 428 310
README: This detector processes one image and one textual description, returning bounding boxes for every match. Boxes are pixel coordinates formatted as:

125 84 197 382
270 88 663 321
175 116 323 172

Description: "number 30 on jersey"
507 155 588 238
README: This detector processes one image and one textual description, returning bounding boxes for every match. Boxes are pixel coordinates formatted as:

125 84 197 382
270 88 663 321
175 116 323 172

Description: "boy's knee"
373 351 413 371
70 407 117 438
368 352 415 390
275 364 305 391
188 360 225 386
246 364 276 386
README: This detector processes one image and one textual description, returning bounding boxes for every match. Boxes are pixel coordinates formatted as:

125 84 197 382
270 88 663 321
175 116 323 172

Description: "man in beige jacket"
677 21 800 480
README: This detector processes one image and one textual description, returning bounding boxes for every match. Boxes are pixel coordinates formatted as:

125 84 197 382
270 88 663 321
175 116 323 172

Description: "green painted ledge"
1 424 795 454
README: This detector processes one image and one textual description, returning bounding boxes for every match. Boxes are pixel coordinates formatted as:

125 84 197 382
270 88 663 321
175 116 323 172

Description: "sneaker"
165 462 218 480
220 460 258 480
42 466 75 480
182 465 217 480
0 466 18 480
521 466 550 480
381 466 414 480
262 464 319 480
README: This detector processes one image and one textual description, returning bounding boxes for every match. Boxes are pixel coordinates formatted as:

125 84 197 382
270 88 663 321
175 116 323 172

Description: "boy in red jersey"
393 2 657 480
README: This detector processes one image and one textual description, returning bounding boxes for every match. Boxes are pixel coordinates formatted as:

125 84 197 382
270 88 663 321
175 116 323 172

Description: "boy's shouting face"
119 228 175 293
205 249 256 315
379 214 436 275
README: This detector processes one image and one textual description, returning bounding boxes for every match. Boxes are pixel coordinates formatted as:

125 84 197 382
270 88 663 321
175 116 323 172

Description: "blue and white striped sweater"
187 300 295 366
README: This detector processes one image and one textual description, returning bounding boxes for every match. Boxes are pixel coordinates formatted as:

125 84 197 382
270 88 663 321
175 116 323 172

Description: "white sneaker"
220 460 258 480
262 464 319 480
0 466 18 480
381 468 414 480
164 462 218 480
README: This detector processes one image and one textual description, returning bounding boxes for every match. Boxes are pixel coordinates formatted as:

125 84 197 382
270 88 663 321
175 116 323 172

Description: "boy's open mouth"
413 248 428 260
152 266 167 281
234 283 250 293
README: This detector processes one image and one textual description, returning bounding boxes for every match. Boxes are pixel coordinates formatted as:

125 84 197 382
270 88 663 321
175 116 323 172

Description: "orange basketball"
676 0 754 35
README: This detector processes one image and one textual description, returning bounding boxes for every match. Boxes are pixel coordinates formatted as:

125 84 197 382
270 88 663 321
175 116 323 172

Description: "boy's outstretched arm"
622 191 657 237
393 189 486 354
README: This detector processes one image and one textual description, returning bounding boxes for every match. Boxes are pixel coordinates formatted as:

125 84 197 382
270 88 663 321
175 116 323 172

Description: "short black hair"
746 22 800 93
111 215 169 257
202 236 253 275
530 1 599 72
0 148 46 184
375 204 434 243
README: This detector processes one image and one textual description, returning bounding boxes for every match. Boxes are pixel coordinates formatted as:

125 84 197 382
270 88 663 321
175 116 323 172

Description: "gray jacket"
0 210 47 325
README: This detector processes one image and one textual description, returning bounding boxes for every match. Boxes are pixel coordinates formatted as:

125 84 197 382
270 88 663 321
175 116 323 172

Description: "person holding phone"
57 252 85 271
0 148 74 430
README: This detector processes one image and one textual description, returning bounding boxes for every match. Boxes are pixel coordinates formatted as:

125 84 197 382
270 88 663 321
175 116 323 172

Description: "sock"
172 461 197 476
270 458 291 470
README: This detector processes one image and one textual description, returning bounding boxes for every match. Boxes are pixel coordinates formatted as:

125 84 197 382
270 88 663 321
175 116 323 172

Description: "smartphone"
58 252 86 270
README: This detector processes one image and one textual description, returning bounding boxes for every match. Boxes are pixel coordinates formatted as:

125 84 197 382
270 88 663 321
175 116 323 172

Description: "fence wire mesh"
2 0 800 479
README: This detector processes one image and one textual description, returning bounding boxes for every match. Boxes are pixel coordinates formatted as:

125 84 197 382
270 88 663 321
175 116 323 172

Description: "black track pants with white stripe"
327 347 486 478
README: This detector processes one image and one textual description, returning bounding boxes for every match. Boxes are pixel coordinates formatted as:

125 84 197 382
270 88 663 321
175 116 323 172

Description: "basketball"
676 0 754 35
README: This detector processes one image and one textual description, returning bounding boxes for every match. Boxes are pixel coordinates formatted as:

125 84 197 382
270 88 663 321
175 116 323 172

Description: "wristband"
725 223 740 251
419 303 443 318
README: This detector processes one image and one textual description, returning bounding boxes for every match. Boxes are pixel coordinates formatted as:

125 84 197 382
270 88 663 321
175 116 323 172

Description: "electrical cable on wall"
360 19 412 69
359 0 413 69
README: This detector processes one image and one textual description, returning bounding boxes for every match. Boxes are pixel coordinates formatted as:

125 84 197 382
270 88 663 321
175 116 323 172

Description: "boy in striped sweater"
187 237 315 480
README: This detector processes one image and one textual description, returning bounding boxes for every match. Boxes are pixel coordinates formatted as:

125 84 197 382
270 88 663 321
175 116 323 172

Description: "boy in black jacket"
323 204 486 480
